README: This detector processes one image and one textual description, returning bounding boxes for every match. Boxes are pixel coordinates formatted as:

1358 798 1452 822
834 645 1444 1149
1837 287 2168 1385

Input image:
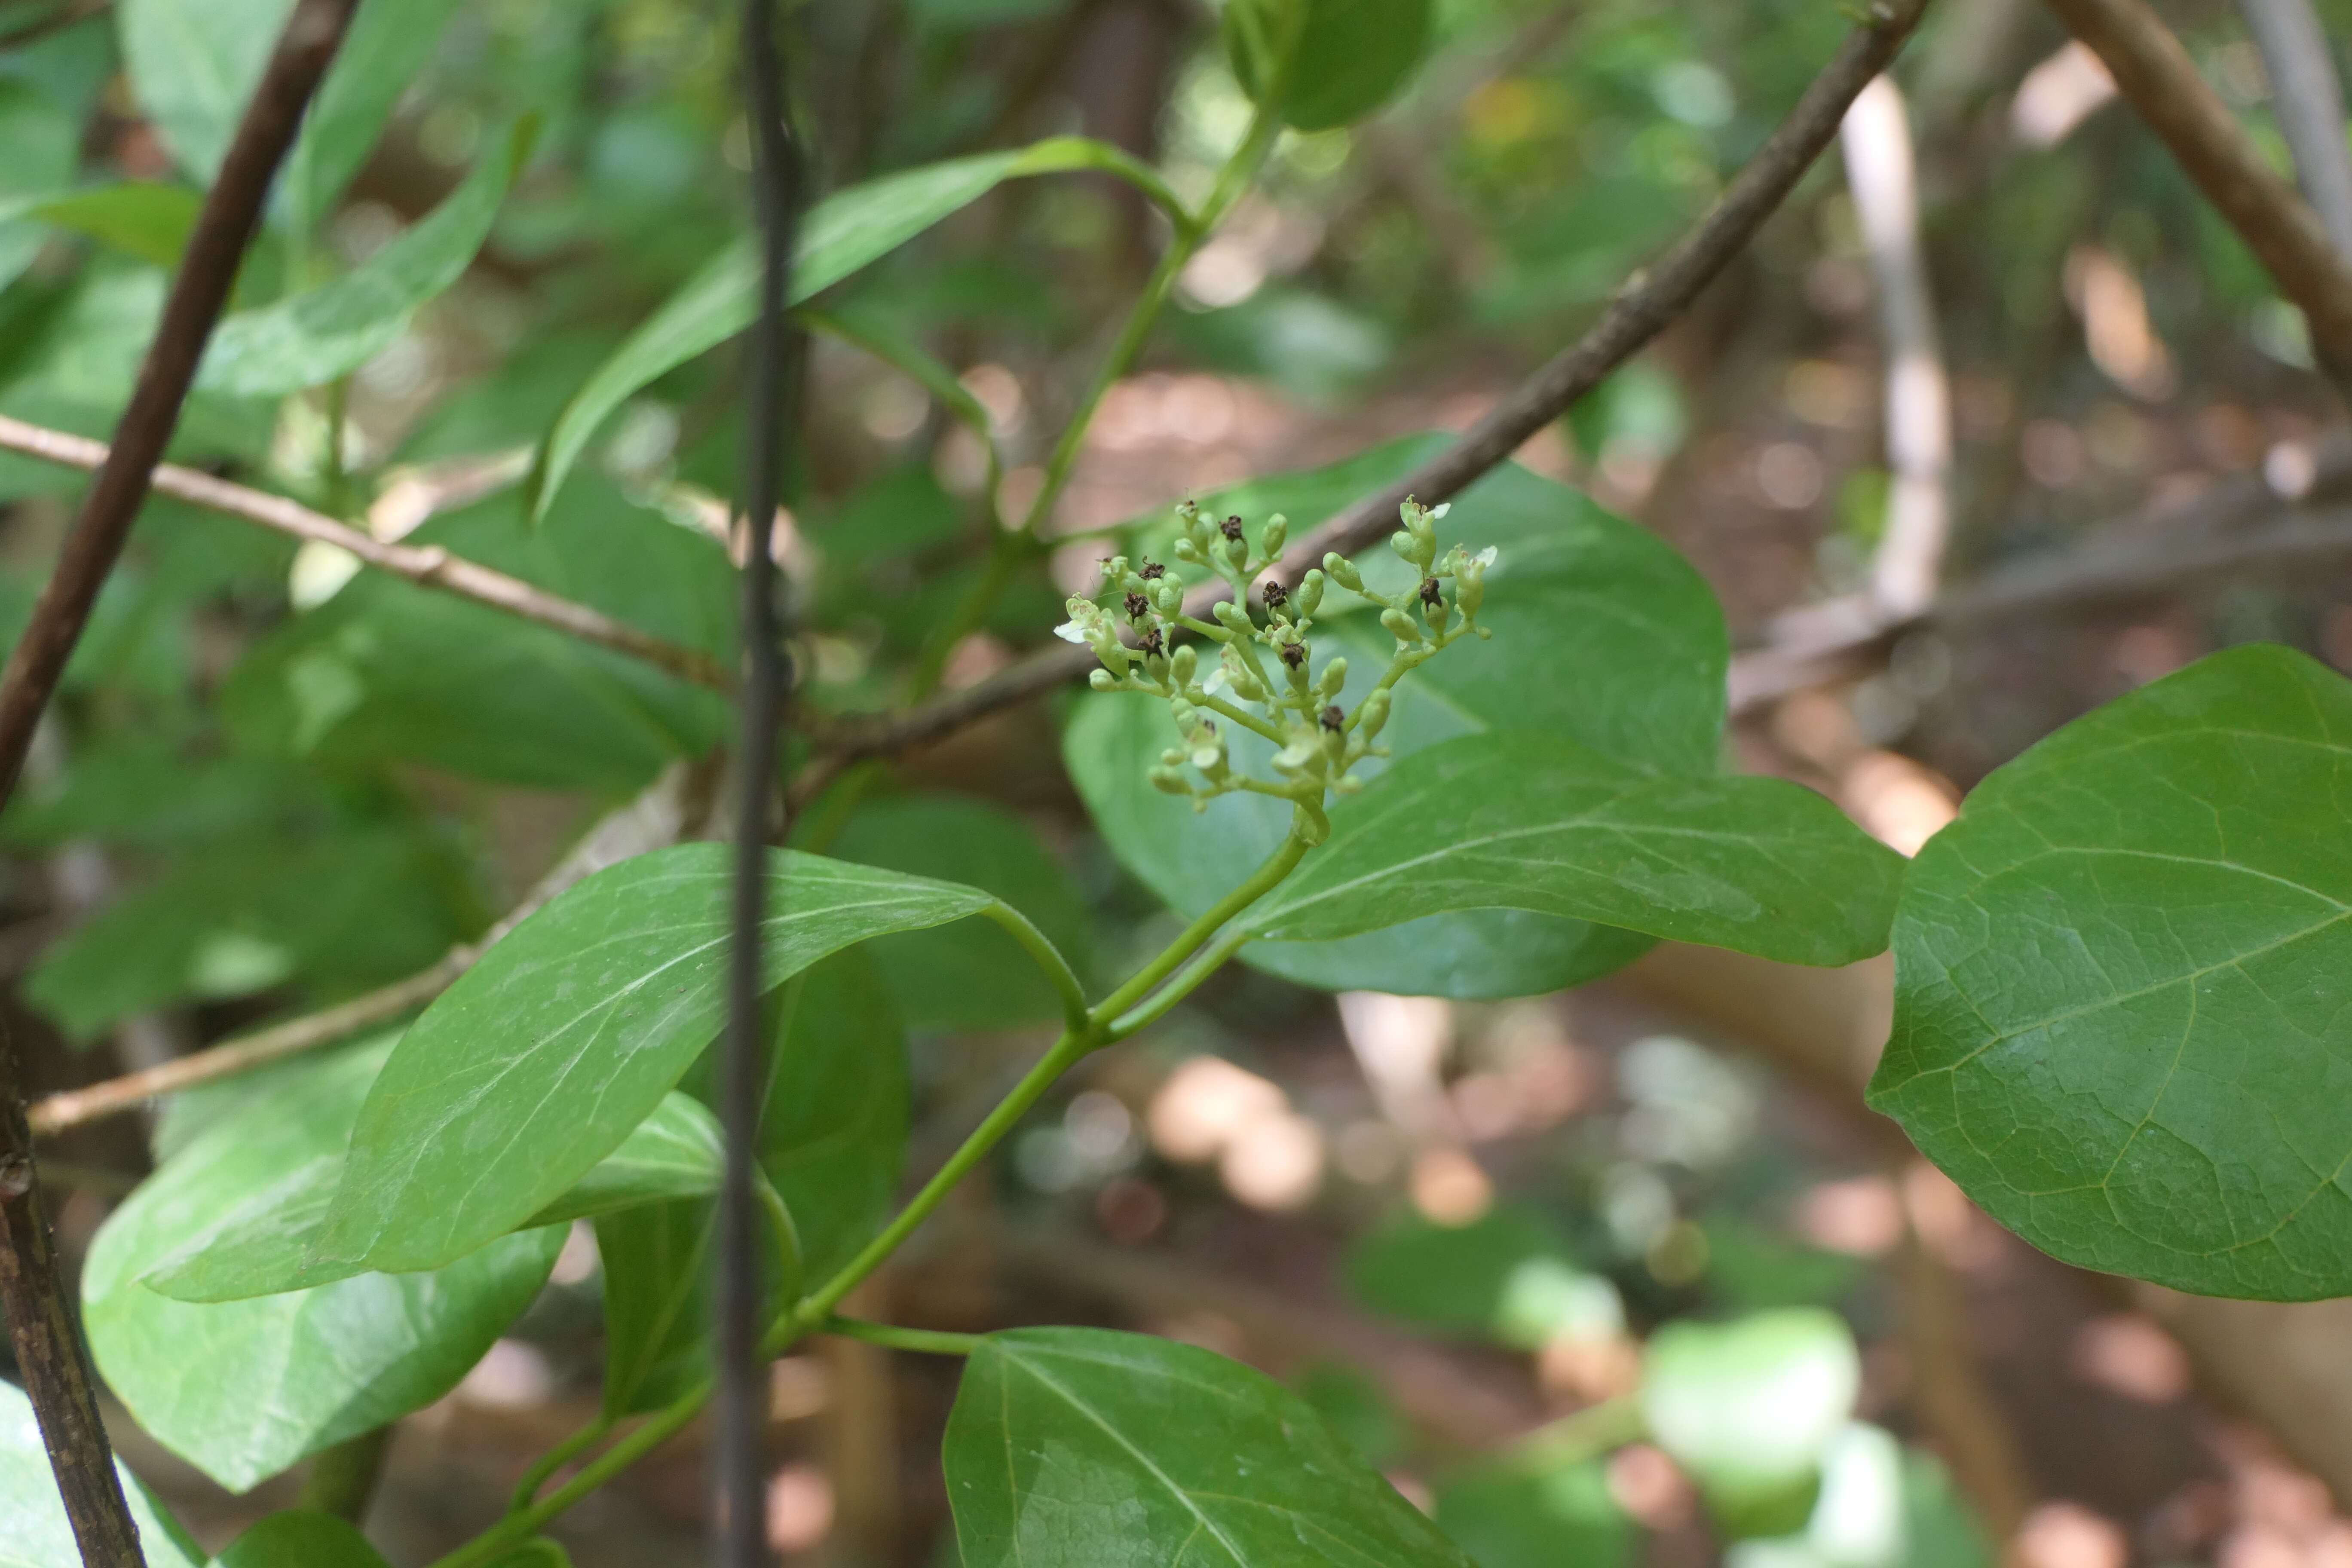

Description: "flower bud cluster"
1057 498 1499 845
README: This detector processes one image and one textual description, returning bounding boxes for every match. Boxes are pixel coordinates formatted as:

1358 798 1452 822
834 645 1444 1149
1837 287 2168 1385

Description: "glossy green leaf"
1726 1426 1989 1568
532 136 1183 518
1435 1455 1632 1568
1639 1308 1861 1540
1347 1204 1623 1350
0 81 82 293
0 1381 205 1568
1068 436 1726 997
603 951 909 1415
147 1088 722 1302
1226 0 1432 130
1868 643 2352 1300
221 476 734 791
0 183 201 267
307 845 989 1276
216 1510 394 1568
195 120 533 398
1249 731 1902 968
121 0 463 220
84 1043 560 1491
830 793 1090 1029
945 1327 1478 1568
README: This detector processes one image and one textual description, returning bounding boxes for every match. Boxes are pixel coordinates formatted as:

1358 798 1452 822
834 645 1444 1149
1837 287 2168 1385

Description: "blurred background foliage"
4 0 2352 1564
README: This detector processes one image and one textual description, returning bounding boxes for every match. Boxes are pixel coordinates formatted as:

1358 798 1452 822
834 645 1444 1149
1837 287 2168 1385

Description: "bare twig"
2236 0 2352 258
0 5 359 1559
806 0 1936 770
26 757 714 1136
2044 0 2352 395
0 416 731 694
720 3 804 1561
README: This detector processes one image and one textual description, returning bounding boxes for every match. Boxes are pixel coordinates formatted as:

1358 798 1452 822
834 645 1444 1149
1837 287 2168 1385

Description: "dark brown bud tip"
1319 704 1344 732
1260 579 1288 609
1139 628 1165 657
1279 642 1306 669
1138 560 1167 580
1220 515 1244 541
1419 576 1442 607
1124 591 1151 622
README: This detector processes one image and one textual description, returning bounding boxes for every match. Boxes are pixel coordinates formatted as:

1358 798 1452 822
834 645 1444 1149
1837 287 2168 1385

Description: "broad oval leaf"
830 792 1091 1029
1640 1308 1860 1540
84 1043 559 1491
1067 437 1726 997
1250 731 1903 968
945 1326 1478 1568
309 845 991 1275
146 1087 722 1302
0 1381 205 1568
1868 643 2352 1300
216 1510 394 1568
195 119 534 398
1226 0 1433 131
533 135 1182 518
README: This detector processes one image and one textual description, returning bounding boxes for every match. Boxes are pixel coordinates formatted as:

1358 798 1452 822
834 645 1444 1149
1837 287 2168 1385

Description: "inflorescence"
1057 497 1497 843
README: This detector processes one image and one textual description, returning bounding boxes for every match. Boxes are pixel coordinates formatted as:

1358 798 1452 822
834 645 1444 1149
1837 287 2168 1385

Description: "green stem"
1198 693 1287 744
1106 926 1248 1041
300 1425 391 1523
507 1415 613 1514
1088 831 1308 1026
980 900 1091 1034
1473 1396 1648 1479
821 1315 982 1356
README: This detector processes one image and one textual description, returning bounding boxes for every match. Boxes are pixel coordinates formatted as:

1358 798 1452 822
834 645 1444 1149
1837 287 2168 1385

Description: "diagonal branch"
0 4 359 1561
2044 0 2352 398
807 0 1936 772
2235 0 2352 259
0 416 732 694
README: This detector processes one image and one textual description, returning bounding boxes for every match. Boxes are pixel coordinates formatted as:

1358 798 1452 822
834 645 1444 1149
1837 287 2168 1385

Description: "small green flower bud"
1174 538 1205 564
1213 600 1254 637
1293 570 1324 618
1161 747 1185 766
1151 579 1182 616
1170 645 1197 686
1389 531 1418 563
1168 697 1198 730
1317 657 1347 699
1090 669 1117 691
1322 553 1362 591
1149 766 1191 796
1220 645 1265 702
1175 499 1201 536
1381 606 1423 644
1357 689 1391 738
1262 514 1288 560
1223 534 1247 568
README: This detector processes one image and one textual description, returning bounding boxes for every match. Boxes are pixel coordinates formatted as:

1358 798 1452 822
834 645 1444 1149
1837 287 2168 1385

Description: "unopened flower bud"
1381 606 1422 644
1213 600 1254 636
1317 657 1347 699
1161 747 1186 766
1389 531 1418 562
1168 698 1198 730
1295 570 1324 617
1219 645 1265 702
1151 579 1182 616
1357 689 1391 738
1090 669 1117 691
1322 554 1362 591
1262 514 1288 559
1149 766 1191 796
1174 538 1204 563
1170 645 1197 685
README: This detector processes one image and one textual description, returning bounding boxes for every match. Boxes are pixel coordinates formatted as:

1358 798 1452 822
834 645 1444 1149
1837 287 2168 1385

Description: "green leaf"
1725 1427 1990 1568
1435 1455 1633 1568
830 793 1090 1030
195 119 534 398
944 1327 1478 1568
532 135 1183 519
217 1510 394 1568
121 0 463 220
1346 1204 1621 1350
144 1082 726 1302
602 950 909 1415
306 845 990 1276
0 1381 205 1568
1068 437 1727 997
1248 732 1902 968
1867 643 2352 1300
0 183 201 268
1639 1309 1861 1540
0 81 83 293
84 1043 560 1491
1226 0 1432 131
220 476 734 791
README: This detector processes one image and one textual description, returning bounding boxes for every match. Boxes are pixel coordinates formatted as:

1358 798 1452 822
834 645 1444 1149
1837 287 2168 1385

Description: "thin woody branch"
0 416 732 695
0 3 358 1560
2043 0 2352 397
807 0 1936 771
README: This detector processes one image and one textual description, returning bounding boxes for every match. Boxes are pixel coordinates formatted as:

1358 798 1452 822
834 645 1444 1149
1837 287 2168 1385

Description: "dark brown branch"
2044 0 2352 396
0 6 359 1558
808 0 1936 769
0 416 732 694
